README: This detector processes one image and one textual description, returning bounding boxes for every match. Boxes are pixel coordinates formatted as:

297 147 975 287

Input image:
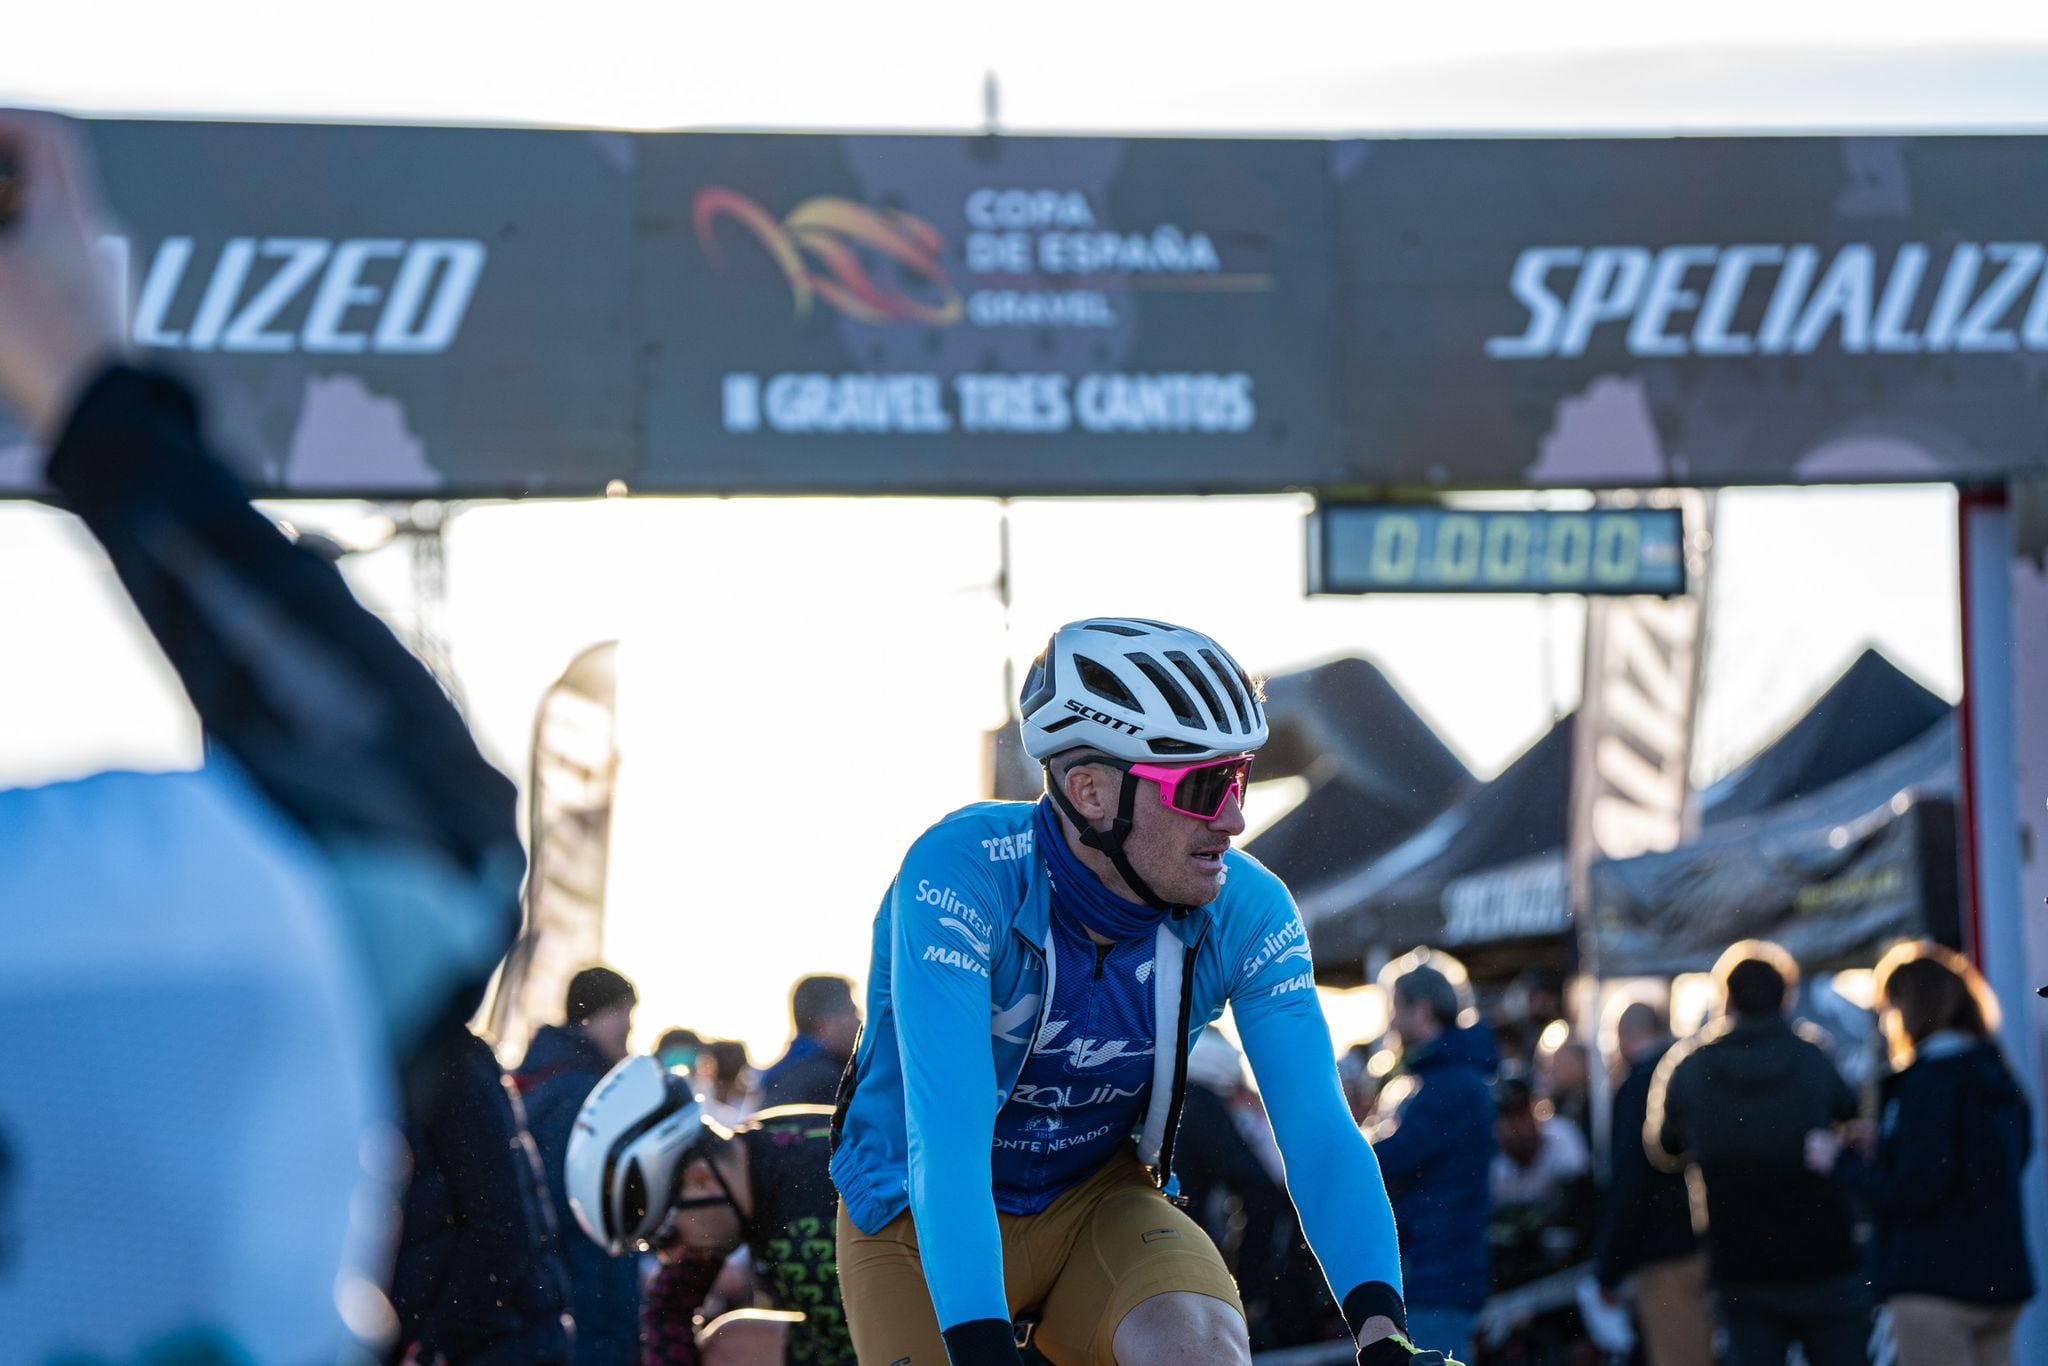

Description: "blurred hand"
1803 1127 1842 1174
0 111 125 442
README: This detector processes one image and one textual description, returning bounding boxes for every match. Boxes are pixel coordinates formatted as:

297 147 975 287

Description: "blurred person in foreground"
390 1029 573 1365
1647 941 1866 1366
757 974 861 1110
1369 960 1498 1364
566 1057 852 1365
518 966 641 1366
1805 942 2034 1366
0 113 522 1361
1590 1003 1710 1366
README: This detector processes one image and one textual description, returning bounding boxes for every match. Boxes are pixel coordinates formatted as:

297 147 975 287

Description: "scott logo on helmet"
1063 699 1142 735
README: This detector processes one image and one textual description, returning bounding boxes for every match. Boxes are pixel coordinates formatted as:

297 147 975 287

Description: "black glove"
1356 1332 1463 1366
940 1319 1028 1366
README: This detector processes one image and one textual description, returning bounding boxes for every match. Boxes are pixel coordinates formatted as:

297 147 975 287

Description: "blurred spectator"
758 975 861 1110
1807 942 2035 1366
702 1039 757 1128
1537 1038 1595 1152
1176 1032 1297 1349
1369 961 1497 1365
655 1028 705 1074
1647 941 1865 1366
517 966 641 1366
1489 1077 1593 1288
390 1030 572 1365
0 113 522 1363
1338 1043 1381 1125
1591 1003 1710 1366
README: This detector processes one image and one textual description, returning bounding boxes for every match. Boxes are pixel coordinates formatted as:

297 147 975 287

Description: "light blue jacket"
830 800 1403 1331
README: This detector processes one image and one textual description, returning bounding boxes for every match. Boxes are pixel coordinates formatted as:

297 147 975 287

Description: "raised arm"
0 113 520 1060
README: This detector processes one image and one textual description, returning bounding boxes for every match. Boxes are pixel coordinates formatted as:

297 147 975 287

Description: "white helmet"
565 1055 711 1256
1019 618 1268 763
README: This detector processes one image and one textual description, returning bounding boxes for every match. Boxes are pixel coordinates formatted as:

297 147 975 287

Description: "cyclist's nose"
1211 789 1248 836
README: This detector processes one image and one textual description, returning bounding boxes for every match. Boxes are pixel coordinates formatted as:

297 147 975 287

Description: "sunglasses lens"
1170 759 1251 818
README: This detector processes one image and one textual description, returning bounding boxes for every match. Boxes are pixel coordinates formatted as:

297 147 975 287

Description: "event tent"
1284 649 1957 982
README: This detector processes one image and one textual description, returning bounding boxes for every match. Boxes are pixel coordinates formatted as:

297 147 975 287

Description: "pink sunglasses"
1096 753 1255 821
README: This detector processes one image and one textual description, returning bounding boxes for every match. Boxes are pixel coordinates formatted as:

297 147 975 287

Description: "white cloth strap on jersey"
1136 921 1184 1168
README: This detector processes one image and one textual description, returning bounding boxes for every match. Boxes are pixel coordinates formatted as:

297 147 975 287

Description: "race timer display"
1308 504 1685 596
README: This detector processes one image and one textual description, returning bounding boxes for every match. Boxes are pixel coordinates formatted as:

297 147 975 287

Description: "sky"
0 0 2007 1062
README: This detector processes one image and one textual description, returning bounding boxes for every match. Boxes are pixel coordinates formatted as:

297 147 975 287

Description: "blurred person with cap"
1646 941 1865 1366
518 965 641 1366
757 974 861 1110
1806 941 2035 1366
1369 958 1498 1366
1590 1002 1710 1366
0 112 523 1362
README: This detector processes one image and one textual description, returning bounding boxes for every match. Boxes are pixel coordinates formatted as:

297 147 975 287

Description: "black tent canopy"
1279 648 1959 983
1283 716 1575 983
1246 658 1473 904
1590 713 1961 977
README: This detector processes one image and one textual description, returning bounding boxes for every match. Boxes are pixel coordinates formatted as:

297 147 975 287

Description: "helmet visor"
1124 754 1254 821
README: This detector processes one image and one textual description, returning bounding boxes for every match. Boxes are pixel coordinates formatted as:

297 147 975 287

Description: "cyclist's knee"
1111 1291 1251 1366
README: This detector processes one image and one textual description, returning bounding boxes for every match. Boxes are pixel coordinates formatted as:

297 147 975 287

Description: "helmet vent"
1075 655 1142 711
1019 645 1058 718
1083 622 1146 637
1041 714 1084 734
1148 737 1207 757
1200 649 1252 732
1165 651 1232 735
621 1158 649 1242
1128 653 1205 729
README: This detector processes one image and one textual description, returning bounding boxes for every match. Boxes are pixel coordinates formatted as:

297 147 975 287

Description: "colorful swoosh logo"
694 188 964 326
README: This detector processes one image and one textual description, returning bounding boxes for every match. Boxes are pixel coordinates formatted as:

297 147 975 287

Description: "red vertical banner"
483 642 621 1055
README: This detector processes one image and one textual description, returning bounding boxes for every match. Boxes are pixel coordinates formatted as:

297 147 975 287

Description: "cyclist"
830 619 1457 1365
567 1056 853 1365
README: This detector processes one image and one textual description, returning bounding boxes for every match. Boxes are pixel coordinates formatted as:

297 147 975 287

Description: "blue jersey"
991 901 1157 1212
831 800 1402 1334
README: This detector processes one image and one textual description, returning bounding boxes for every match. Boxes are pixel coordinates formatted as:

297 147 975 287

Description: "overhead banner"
0 120 637 497
638 133 1342 492
1338 136 2048 488
8 124 2048 496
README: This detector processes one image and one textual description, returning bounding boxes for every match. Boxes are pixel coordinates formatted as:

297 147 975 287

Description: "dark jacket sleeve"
1372 1073 1460 1194
1592 1064 1653 1287
413 1043 571 1364
42 366 522 1067
1835 1068 1958 1220
43 365 519 875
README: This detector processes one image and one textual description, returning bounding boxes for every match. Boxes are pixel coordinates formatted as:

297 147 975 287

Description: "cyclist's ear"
1058 759 1120 825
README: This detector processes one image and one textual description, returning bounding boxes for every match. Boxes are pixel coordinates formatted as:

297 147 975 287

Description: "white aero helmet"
565 1055 711 1256
1019 617 1269 764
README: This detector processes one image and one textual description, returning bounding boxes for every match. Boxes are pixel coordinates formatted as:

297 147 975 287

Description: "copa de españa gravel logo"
693 188 965 326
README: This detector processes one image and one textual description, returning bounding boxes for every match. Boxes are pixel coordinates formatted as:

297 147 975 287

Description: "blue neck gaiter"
1033 798 1169 943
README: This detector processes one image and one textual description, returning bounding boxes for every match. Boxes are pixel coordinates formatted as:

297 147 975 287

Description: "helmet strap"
1045 765 1183 914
